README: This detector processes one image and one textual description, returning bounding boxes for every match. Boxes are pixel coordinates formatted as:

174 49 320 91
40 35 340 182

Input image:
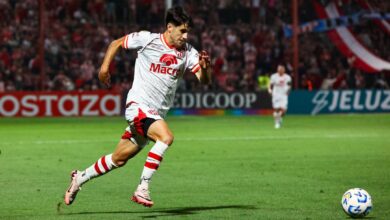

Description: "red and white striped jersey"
122 31 200 117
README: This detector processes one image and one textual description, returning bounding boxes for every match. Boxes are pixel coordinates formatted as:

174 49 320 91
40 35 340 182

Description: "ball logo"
160 54 177 66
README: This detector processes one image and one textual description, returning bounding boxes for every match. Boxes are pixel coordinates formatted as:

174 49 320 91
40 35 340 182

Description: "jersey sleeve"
270 74 276 85
186 45 200 74
122 31 151 50
287 75 292 84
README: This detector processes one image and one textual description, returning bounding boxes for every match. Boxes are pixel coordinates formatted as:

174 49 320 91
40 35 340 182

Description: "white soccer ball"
341 188 372 218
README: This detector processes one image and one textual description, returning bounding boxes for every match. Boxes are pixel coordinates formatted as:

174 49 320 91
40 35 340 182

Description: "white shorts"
121 102 163 148
272 95 288 110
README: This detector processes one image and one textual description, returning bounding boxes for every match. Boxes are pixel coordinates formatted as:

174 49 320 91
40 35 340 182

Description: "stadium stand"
0 0 389 93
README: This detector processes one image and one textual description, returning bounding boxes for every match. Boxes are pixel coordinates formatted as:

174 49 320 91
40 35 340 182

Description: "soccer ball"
341 188 372 218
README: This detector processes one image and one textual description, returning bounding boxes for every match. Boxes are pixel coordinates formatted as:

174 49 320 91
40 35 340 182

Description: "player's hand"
199 50 211 70
98 69 111 88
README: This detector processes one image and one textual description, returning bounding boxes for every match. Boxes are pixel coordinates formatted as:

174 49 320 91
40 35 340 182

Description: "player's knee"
160 134 174 146
111 154 127 167
112 151 131 167
115 159 127 167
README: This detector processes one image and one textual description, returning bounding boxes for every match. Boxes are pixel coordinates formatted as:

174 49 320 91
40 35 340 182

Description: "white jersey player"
64 6 212 207
268 65 291 129
123 31 201 118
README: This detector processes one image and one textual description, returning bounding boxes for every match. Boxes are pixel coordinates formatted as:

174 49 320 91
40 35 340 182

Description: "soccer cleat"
64 170 81 205
131 186 154 207
275 123 281 129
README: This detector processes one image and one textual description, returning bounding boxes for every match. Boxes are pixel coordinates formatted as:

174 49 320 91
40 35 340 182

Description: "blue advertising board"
289 90 390 115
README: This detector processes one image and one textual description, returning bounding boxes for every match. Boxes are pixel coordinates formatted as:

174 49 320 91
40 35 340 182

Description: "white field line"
0 134 383 145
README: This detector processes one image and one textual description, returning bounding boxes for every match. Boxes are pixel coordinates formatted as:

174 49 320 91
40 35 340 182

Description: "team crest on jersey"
160 54 177 66
175 51 184 59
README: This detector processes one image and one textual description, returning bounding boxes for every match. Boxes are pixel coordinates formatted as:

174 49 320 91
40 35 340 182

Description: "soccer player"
64 6 211 207
268 65 291 129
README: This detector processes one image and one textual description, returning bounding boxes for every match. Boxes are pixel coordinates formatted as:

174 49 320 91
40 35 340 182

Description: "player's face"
277 66 285 75
168 23 189 49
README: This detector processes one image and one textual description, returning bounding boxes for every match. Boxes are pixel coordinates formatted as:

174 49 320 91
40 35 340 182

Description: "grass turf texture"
0 114 389 219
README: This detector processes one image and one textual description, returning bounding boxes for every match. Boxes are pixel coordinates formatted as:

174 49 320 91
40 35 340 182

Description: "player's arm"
286 81 291 95
195 50 212 85
98 36 125 87
267 79 273 95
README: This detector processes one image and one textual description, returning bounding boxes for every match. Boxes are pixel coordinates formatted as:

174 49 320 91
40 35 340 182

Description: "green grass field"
0 114 389 219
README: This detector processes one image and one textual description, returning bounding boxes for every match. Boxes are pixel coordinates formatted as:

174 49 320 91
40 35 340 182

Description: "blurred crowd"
0 0 389 93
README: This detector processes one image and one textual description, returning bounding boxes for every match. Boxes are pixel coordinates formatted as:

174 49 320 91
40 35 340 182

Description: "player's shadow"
62 205 257 218
345 217 375 219
141 205 257 218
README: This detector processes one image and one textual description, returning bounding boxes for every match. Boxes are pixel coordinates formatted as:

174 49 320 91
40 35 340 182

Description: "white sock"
76 154 118 186
139 141 169 188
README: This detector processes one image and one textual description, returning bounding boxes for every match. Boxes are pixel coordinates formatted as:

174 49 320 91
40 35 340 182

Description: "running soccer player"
268 65 291 129
64 6 211 207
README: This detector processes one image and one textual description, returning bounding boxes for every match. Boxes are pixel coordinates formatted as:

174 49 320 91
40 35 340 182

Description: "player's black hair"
165 6 194 28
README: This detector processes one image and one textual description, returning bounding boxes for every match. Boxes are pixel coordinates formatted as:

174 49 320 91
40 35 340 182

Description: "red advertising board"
0 91 121 117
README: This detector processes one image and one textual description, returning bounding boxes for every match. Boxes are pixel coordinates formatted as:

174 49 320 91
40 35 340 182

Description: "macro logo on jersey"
149 54 179 76
160 54 177 66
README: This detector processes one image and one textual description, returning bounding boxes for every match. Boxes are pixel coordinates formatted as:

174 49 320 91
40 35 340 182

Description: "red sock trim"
94 162 102 174
101 156 109 172
144 162 159 170
148 152 163 161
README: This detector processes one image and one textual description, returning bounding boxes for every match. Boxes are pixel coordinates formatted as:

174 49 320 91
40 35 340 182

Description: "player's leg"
280 108 286 117
273 103 282 128
132 119 173 207
278 108 287 125
273 108 282 129
112 139 143 166
65 135 141 205
140 119 173 185
278 109 285 124
77 138 142 183
278 97 288 127
272 96 281 128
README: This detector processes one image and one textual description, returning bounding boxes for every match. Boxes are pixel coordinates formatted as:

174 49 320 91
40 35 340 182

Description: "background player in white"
64 6 212 207
268 65 291 129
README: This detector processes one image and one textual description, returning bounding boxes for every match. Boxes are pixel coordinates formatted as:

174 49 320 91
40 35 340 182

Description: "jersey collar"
160 34 175 49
